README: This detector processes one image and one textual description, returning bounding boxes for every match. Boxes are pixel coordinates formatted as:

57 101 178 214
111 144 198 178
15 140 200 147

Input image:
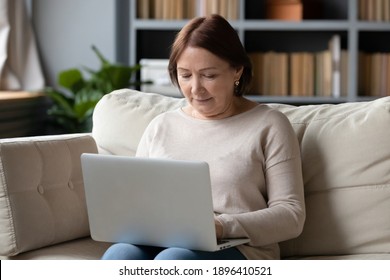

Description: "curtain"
0 0 44 91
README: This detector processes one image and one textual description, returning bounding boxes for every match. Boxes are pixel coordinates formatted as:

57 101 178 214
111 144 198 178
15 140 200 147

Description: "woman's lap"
102 243 246 260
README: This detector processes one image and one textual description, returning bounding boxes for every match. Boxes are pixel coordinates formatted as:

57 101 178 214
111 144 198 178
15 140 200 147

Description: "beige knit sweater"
136 104 305 259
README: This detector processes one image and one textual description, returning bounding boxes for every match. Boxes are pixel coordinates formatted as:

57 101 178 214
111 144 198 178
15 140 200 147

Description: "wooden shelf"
129 0 390 104
0 91 49 138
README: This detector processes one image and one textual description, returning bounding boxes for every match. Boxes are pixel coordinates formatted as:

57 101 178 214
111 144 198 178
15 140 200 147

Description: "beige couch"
1 89 390 260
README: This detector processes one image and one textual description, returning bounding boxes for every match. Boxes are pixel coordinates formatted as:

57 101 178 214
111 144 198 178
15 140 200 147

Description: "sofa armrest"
0 133 98 256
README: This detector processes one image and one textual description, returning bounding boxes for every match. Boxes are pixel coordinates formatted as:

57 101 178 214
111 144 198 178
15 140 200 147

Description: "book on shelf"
248 35 348 98
198 0 239 20
340 50 349 98
290 52 314 96
315 50 332 97
385 0 390 21
137 0 239 20
359 0 390 21
329 34 341 98
359 52 390 97
137 0 196 19
248 53 264 95
137 0 150 19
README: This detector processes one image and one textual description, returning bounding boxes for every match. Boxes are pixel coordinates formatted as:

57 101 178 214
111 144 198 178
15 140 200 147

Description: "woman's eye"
204 74 216 79
180 74 191 79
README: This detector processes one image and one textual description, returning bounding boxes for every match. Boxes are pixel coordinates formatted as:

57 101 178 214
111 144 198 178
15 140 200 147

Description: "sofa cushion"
0 134 97 256
4 237 112 260
92 89 186 156
271 98 390 258
93 89 390 258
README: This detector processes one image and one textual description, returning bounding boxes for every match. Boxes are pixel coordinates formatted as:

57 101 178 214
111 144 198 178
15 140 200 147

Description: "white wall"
32 0 116 87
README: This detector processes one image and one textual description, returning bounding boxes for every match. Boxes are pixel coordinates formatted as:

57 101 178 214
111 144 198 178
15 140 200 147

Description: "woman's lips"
194 97 212 103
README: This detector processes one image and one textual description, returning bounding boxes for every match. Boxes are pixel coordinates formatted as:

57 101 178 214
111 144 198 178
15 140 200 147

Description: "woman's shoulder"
248 103 290 122
151 108 182 121
145 108 183 130
244 104 295 138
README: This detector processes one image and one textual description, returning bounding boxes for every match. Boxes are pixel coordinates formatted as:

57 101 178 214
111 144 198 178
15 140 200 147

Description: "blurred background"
1 0 389 137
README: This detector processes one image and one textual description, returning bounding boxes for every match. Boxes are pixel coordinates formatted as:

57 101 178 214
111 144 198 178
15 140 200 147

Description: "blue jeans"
101 243 246 260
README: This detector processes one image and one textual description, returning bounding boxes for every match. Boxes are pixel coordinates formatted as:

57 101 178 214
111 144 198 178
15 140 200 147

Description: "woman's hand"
215 219 223 239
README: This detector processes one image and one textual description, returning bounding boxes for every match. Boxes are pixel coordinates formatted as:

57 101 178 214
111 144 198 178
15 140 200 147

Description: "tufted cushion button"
37 185 44 194
68 181 74 190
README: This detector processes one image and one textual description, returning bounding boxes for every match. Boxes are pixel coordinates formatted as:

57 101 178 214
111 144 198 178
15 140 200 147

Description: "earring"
234 80 240 94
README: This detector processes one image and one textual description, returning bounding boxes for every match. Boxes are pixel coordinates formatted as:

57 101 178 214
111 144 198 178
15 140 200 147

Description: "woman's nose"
190 77 203 95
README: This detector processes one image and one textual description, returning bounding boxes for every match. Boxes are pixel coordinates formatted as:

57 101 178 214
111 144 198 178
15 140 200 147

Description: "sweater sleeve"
135 114 163 158
216 113 306 247
135 131 150 158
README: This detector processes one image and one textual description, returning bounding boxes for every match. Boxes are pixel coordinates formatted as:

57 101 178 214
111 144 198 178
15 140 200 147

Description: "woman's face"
176 47 243 120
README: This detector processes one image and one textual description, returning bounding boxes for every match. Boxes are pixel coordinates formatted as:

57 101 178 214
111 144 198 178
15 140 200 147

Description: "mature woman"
102 14 305 260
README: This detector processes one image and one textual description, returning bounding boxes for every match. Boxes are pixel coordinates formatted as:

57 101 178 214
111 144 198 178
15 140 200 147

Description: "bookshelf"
129 0 390 104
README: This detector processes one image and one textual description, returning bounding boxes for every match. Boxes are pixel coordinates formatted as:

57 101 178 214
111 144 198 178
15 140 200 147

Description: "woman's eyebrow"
177 67 217 71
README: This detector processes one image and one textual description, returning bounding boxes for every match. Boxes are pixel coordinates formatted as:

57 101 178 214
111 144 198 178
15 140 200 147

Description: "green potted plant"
45 45 144 133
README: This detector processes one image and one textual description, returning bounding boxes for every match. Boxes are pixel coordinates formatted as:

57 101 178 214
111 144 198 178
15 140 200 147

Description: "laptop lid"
81 153 249 251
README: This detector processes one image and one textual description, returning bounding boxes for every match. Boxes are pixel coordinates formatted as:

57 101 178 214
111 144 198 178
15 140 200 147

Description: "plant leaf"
45 45 147 133
45 88 75 115
92 45 109 66
58 69 85 93
73 89 105 121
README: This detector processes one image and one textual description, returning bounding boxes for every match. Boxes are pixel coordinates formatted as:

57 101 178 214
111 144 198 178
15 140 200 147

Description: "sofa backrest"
0 134 97 256
274 99 390 257
93 89 390 258
93 89 187 156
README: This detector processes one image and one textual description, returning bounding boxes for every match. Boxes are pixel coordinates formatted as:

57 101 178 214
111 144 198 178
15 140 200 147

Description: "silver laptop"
81 153 249 251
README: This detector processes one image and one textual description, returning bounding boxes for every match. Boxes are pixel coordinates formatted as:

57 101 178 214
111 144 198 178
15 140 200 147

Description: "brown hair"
168 14 252 96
